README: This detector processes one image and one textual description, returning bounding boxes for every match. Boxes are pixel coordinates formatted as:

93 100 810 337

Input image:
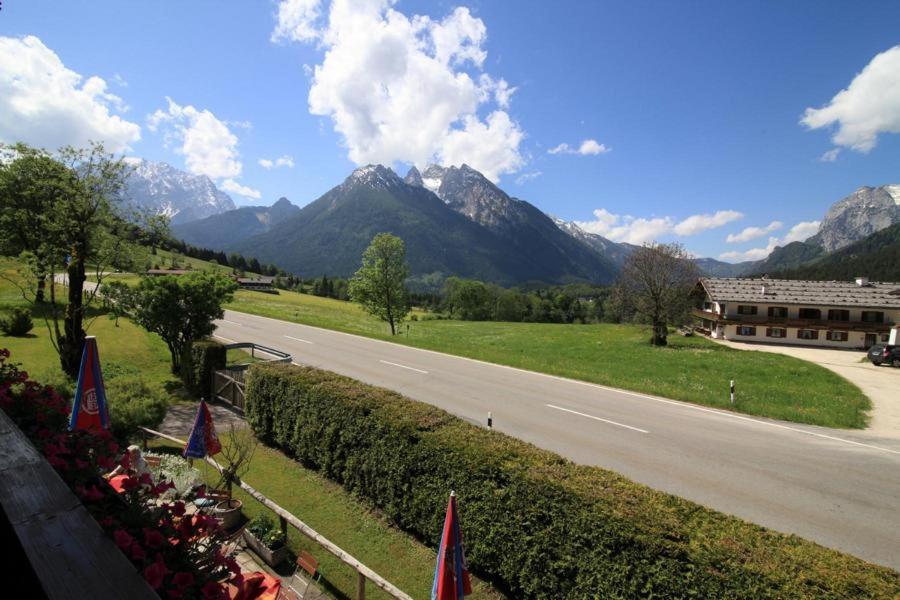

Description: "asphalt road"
215 310 900 570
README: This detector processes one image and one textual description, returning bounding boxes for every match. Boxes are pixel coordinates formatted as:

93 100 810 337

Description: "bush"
181 339 226 399
244 363 899 599
0 307 34 336
246 515 286 551
105 375 169 442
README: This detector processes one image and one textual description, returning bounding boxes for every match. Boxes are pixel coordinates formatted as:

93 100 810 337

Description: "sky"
1 1 898 262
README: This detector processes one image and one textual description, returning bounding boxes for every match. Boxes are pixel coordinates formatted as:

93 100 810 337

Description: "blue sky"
1 1 898 261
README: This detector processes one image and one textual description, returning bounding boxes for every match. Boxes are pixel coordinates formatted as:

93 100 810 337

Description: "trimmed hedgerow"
181 339 226 399
244 362 899 599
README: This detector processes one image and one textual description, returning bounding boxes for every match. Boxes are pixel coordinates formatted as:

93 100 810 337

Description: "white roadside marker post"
730 380 735 405
487 411 493 430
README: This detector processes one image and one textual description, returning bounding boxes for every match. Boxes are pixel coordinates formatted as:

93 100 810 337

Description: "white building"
694 277 900 349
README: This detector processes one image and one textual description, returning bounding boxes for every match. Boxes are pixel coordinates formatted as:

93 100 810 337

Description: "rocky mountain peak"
404 166 423 187
807 184 900 252
124 158 235 225
345 164 403 190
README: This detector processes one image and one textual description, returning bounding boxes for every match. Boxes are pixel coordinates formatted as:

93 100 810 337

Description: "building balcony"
691 309 893 332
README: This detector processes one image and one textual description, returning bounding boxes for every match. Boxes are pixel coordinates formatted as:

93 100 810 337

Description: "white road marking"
284 335 313 344
222 310 900 455
379 360 428 374
221 319 244 326
213 335 236 343
546 404 649 434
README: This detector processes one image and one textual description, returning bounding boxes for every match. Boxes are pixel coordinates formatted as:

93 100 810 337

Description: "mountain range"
134 157 899 285
122 159 235 225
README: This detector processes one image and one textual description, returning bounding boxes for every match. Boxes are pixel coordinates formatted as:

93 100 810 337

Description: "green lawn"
229 288 871 429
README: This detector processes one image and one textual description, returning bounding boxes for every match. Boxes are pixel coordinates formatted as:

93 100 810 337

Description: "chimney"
855 277 869 287
760 283 768 296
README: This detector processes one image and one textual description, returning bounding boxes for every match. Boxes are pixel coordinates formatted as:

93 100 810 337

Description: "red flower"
201 581 226 600
143 528 165 549
113 529 134 551
82 485 105 502
171 501 186 517
121 476 140 492
143 555 170 589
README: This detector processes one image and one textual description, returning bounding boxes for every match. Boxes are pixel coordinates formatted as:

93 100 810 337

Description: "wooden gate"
213 367 247 410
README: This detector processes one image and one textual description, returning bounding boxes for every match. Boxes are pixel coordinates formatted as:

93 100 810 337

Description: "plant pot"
214 498 243 530
243 529 288 567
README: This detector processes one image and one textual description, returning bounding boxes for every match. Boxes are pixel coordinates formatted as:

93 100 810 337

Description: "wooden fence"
140 427 413 600
214 343 292 411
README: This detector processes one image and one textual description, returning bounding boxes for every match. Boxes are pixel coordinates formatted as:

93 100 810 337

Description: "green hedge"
244 363 899 599
181 339 226 399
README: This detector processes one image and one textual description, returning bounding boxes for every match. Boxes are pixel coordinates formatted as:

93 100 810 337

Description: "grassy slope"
0 257 497 600
228 288 871 429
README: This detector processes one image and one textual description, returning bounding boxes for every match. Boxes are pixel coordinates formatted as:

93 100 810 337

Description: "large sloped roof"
699 278 900 309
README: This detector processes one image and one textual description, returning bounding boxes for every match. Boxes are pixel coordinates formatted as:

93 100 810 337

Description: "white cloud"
0 35 140 152
148 97 242 180
271 0 323 43
221 178 262 199
259 155 295 169
514 170 542 185
672 210 743 236
548 139 610 155
575 208 742 244
819 148 841 162
274 0 524 182
726 221 783 243
719 220 820 262
801 45 900 153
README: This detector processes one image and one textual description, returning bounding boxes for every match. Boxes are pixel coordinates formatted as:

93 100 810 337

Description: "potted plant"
243 515 288 566
212 424 257 530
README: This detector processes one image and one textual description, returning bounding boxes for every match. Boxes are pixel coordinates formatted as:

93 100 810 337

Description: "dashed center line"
284 335 313 344
379 360 428 374
546 404 649 434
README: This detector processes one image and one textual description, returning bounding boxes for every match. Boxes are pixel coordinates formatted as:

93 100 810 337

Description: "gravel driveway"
714 340 900 438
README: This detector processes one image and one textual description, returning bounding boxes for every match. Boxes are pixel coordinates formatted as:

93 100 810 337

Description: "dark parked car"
867 344 900 367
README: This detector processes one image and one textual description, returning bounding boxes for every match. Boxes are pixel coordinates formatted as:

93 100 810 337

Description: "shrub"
0 307 34 336
244 362 899 599
105 375 169 442
246 515 286 551
181 339 226 399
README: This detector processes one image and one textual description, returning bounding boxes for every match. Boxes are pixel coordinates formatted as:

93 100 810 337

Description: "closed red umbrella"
431 491 472 600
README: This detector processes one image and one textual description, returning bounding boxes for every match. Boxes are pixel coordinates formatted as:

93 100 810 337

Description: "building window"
737 326 756 336
768 306 788 318
826 331 848 342
766 327 786 338
797 329 819 340
861 311 884 323
827 309 849 321
737 305 758 315
799 308 821 319
882 334 891 343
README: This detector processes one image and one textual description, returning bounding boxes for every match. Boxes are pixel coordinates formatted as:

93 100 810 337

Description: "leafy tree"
0 143 140 377
0 143 70 302
349 233 410 335
616 242 699 346
125 271 237 373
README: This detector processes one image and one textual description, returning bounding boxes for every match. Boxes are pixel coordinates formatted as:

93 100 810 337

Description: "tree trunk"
651 320 668 346
36 274 46 303
60 248 87 378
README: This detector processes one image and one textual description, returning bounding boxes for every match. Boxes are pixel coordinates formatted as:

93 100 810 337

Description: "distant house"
693 277 900 349
234 276 275 291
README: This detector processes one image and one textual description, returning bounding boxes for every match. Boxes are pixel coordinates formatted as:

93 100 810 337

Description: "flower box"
243 528 288 567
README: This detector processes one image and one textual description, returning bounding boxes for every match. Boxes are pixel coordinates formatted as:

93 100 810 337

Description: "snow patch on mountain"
124 159 235 225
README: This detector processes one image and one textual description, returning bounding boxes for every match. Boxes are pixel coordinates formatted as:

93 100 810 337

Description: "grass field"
0 257 498 600
228 288 872 429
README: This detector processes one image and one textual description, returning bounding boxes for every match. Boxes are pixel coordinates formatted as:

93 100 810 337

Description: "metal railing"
223 342 292 370
139 427 413 600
